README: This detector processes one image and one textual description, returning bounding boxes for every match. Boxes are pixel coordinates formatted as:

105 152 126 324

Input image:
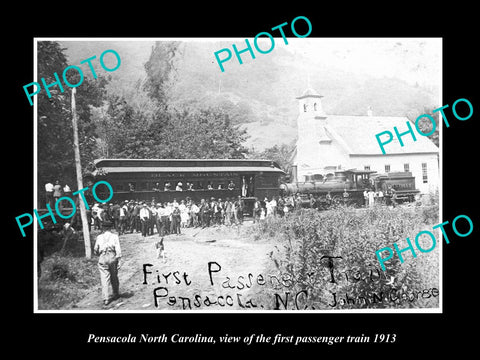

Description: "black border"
8 5 479 355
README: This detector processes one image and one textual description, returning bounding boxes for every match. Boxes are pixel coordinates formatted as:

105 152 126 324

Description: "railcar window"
176 182 183 191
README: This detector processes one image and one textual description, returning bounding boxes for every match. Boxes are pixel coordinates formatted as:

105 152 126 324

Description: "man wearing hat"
94 221 122 306
139 203 150 237
209 197 217 225
200 198 211 228
171 203 181 235
234 195 244 225
131 201 141 233
119 201 129 235
216 198 224 225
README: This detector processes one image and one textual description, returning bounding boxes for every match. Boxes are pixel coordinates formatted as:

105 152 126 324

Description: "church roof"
323 115 439 155
296 87 323 99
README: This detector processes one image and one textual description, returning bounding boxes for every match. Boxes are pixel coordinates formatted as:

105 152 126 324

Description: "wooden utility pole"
71 88 92 258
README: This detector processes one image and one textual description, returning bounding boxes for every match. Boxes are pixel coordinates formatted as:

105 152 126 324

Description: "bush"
38 255 98 310
254 205 439 309
50 263 76 282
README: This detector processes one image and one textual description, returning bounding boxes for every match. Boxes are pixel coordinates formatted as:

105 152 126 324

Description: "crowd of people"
89 196 249 237
88 193 317 237
87 186 401 238
363 186 398 207
44 180 72 208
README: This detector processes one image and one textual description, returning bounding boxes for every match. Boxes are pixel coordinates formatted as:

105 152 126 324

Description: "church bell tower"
294 87 339 181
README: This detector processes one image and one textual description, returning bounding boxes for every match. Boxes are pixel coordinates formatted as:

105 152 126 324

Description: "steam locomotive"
279 169 419 208
83 160 419 216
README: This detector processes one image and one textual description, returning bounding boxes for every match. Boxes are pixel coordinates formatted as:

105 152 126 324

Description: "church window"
404 163 410 172
422 163 428 183
364 165 370 171
314 103 317 111
303 104 307 112
385 164 390 173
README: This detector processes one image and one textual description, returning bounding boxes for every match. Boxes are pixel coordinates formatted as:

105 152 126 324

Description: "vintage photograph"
34 38 441 312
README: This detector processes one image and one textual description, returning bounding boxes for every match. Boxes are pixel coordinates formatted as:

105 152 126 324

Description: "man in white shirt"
94 221 122 306
45 182 54 208
53 180 62 203
368 189 375 207
139 203 150 237
155 204 166 236
270 197 277 217
149 204 157 235
191 202 200 227
377 190 384 205
363 190 369 207
119 201 128 234
92 203 103 230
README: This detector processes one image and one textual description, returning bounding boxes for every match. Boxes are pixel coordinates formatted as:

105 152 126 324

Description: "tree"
143 41 181 109
37 42 73 189
96 103 249 159
37 41 107 200
161 108 249 159
251 141 296 173
406 106 439 147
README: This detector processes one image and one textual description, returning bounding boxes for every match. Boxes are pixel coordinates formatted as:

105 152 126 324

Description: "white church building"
291 87 439 194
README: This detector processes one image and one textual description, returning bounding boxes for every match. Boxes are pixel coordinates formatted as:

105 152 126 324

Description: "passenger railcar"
85 158 285 214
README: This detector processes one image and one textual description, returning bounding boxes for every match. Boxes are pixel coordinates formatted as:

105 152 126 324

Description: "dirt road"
72 221 276 311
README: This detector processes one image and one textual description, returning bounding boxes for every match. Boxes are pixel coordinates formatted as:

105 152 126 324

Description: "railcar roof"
93 158 284 173
93 166 285 174
94 158 279 163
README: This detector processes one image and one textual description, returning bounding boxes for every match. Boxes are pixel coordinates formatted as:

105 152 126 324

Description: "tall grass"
254 205 440 309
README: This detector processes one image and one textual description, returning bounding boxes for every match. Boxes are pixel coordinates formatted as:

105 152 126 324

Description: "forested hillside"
62 40 440 150
39 40 439 187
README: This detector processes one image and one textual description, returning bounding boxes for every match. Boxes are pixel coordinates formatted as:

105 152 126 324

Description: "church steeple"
296 87 326 117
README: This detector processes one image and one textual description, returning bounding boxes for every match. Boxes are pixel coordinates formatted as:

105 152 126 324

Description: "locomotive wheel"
332 195 342 205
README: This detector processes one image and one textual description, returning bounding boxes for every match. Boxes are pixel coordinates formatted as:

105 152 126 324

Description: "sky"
285 37 441 89
59 37 441 92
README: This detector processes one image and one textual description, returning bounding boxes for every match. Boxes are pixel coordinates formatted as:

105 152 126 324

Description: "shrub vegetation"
254 204 440 309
